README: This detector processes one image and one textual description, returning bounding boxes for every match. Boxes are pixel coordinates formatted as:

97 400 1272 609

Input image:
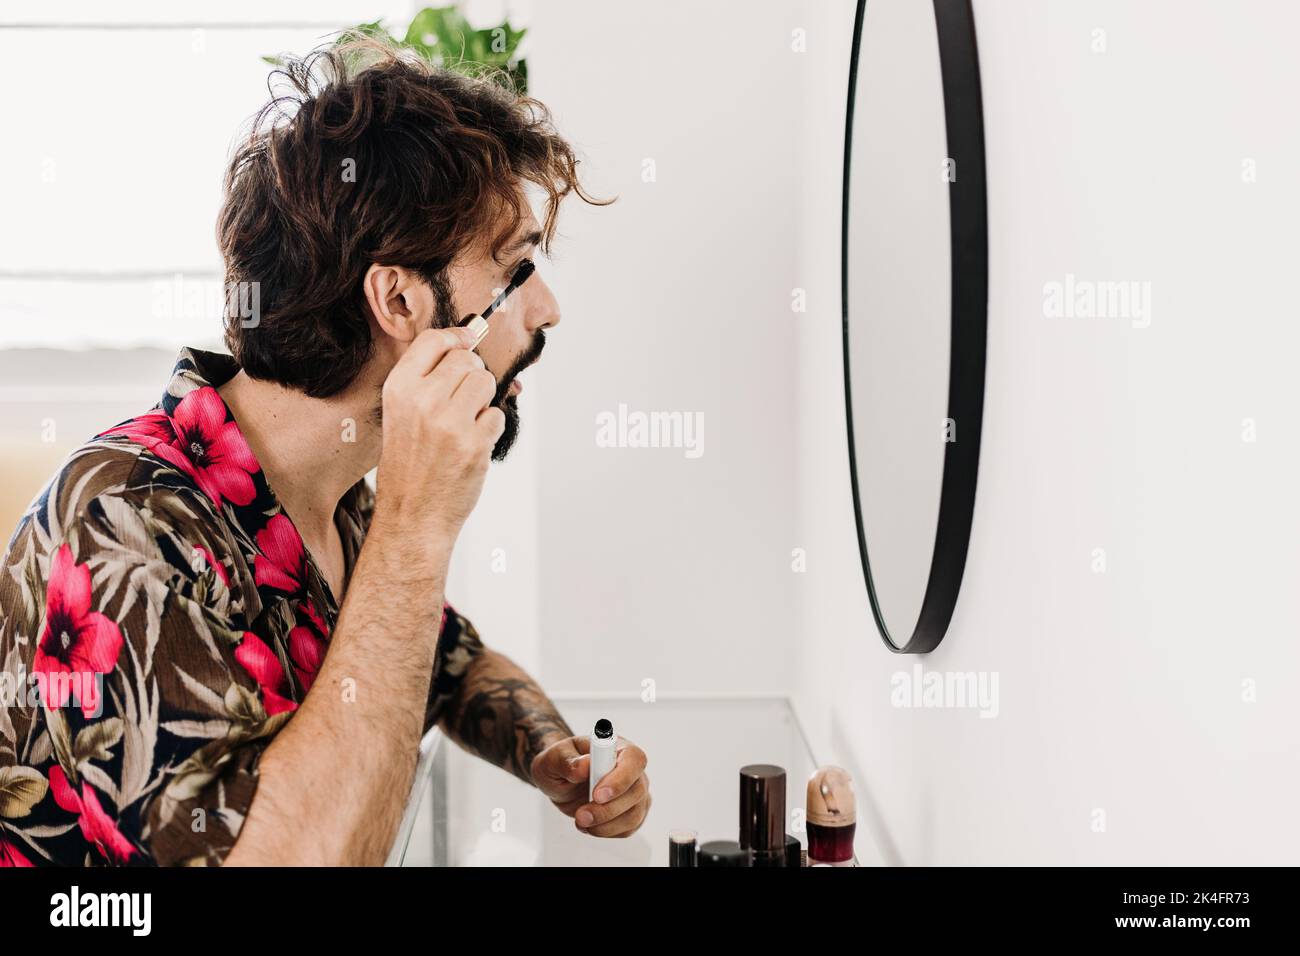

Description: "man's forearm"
225 516 452 866
439 648 573 785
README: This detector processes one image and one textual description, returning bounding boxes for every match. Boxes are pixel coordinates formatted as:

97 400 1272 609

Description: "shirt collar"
160 346 242 414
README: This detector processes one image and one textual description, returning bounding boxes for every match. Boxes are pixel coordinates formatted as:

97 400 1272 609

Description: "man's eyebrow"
503 229 543 256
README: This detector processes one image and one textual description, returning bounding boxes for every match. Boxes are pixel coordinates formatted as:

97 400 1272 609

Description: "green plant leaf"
337 19 391 45
490 22 527 57
263 6 527 92
404 6 475 63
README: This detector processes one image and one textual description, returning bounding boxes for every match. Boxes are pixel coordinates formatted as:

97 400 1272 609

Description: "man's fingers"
394 326 478 378
563 753 590 784
578 780 651 838
578 775 647 826
425 350 486 408
449 367 497 414
591 744 648 803
585 802 649 839
474 406 505 445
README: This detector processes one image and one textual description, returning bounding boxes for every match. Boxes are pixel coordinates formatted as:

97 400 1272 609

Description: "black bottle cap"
739 764 786 853
698 840 749 867
593 718 613 739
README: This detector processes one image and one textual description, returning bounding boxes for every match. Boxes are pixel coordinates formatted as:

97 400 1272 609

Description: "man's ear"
363 264 435 342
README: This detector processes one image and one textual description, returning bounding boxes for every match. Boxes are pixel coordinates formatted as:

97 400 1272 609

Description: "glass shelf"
397 695 850 867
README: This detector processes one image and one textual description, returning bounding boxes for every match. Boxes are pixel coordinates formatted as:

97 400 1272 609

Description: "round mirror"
842 0 987 653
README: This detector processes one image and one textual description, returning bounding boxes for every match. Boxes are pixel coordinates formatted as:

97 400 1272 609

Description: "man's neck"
217 370 381 539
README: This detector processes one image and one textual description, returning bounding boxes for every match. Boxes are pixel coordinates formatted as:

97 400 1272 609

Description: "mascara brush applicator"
463 259 537 350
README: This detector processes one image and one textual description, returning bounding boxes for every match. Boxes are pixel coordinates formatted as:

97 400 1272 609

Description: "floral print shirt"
0 348 482 866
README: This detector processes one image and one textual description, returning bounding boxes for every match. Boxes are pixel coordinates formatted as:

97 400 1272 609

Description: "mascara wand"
464 259 537 350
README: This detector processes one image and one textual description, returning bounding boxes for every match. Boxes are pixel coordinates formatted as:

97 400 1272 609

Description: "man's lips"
508 355 540 396
502 339 543 400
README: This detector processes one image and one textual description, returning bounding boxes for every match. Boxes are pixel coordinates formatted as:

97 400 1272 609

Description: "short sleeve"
0 487 280 867
422 603 485 733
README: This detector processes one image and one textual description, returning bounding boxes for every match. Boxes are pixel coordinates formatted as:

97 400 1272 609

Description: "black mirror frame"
841 0 989 654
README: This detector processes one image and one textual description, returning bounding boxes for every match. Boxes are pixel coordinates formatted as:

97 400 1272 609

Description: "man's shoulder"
2 424 227 582
0 425 248 665
8 437 141 546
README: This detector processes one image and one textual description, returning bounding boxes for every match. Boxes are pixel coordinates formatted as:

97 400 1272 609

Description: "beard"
489 327 545 461
493 393 520 461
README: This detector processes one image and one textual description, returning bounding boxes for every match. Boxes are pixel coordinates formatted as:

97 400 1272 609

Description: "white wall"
527 0 803 696
794 0 1300 864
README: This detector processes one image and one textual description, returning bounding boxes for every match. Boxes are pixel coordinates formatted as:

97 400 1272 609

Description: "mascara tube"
589 718 617 802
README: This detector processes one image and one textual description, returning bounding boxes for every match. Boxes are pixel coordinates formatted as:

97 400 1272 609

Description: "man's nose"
524 276 561 332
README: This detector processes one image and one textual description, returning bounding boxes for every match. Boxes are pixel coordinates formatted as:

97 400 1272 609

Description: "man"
0 39 649 867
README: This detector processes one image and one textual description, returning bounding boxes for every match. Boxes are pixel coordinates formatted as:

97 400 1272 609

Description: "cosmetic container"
806 766 856 866
698 840 749 867
785 833 804 868
669 830 699 867
739 764 787 867
588 718 617 802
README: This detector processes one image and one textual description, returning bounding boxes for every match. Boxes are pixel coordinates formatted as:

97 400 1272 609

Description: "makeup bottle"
739 764 787 867
668 830 699 867
806 766 856 866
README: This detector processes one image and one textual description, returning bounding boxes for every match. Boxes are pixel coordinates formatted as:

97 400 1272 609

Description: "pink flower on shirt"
0 836 33 867
288 601 329 692
48 766 136 864
254 513 307 595
152 387 259 508
31 544 124 718
233 632 298 716
97 411 176 449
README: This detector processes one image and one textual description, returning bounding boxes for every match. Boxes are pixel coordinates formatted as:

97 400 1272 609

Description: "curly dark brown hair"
217 35 610 397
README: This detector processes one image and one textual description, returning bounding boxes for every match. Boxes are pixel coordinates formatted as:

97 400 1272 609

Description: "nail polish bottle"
806 766 856 866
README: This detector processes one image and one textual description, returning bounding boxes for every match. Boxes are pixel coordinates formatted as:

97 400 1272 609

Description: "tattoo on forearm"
442 661 574 785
